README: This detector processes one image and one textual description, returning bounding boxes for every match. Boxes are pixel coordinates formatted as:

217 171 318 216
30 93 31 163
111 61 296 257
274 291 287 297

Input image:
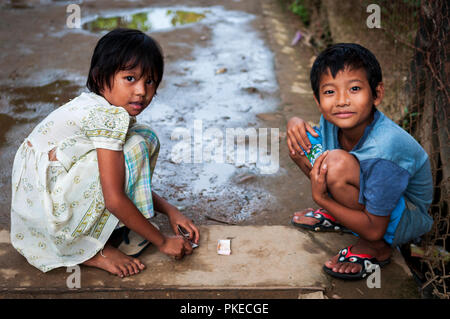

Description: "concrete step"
0 225 415 298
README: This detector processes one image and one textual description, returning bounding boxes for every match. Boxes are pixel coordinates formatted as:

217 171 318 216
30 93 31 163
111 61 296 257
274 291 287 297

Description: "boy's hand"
310 151 329 204
158 235 193 259
167 208 200 245
286 117 319 156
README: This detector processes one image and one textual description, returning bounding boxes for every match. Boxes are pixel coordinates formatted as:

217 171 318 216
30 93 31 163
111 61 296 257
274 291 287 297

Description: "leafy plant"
289 0 311 26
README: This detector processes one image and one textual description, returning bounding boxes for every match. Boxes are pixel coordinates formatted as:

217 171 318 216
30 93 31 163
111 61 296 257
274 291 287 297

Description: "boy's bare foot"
82 244 146 278
324 238 392 274
291 208 320 226
292 208 345 228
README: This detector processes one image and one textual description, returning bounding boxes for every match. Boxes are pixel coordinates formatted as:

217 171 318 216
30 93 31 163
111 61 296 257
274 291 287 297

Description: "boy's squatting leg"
292 150 391 274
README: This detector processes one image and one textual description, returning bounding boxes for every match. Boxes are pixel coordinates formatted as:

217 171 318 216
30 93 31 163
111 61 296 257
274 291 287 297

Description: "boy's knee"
324 150 359 185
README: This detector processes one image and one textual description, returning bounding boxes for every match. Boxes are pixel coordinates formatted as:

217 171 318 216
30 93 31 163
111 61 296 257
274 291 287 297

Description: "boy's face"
101 66 157 116
314 67 384 131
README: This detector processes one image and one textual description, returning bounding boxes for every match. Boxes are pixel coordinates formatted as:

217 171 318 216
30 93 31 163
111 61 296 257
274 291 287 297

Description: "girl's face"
101 66 157 116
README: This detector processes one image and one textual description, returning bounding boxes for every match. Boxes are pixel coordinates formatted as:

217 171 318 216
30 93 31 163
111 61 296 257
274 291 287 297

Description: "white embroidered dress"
10 92 134 272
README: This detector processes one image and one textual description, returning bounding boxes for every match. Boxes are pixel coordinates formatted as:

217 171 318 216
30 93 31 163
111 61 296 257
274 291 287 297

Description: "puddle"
0 114 20 144
2 0 33 9
0 76 84 225
83 8 207 33
0 79 83 143
1 80 82 110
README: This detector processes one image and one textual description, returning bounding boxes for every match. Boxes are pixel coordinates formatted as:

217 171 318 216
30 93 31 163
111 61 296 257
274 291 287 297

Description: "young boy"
286 43 433 280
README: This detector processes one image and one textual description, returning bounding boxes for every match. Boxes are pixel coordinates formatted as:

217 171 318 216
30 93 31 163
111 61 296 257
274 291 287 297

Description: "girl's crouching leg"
121 129 160 225
127 124 160 167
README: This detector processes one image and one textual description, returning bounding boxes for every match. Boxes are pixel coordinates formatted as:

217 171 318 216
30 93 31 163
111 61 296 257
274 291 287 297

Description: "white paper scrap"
217 239 231 255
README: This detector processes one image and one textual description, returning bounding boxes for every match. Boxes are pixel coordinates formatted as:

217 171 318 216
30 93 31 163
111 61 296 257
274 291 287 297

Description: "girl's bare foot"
324 238 392 274
82 244 146 278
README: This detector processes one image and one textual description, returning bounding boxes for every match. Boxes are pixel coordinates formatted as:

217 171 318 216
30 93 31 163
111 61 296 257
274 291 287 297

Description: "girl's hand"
167 208 200 244
310 151 329 204
286 117 319 156
158 235 193 259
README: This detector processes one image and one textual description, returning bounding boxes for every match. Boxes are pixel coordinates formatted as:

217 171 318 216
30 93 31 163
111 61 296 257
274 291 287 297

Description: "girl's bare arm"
152 191 200 244
96 148 193 258
96 148 166 247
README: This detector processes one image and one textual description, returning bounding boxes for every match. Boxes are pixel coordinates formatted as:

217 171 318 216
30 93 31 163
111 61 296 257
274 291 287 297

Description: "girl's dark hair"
310 43 382 102
86 28 164 95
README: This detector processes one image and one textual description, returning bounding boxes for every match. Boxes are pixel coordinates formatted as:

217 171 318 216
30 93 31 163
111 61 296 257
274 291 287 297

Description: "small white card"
217 239 231 255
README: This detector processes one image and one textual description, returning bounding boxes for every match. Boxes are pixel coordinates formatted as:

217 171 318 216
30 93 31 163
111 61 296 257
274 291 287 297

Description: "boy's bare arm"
286 116 319 177
289 152 312 178
310 152 390 241
316 196 390 241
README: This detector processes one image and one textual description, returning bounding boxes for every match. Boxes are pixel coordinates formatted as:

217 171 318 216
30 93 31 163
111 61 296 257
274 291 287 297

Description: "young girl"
10 28 199 278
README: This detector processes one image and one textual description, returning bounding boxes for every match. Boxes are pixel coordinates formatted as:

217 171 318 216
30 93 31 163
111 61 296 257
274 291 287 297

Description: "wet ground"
0 0 420 299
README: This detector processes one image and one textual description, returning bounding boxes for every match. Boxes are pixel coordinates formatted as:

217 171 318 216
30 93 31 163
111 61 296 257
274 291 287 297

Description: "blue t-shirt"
319 109 433 245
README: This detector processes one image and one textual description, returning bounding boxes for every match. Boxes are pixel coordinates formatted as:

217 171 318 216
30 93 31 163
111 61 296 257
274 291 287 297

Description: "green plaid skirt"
116 124 160 228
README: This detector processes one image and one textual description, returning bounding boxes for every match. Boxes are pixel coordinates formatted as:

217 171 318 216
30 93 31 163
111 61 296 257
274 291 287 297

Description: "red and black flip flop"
323 245 391 280
291 208 352 233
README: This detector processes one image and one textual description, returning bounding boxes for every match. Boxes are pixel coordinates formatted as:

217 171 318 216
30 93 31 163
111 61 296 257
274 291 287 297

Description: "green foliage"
401 111 418 131
402 0 421 8
289 0 311 26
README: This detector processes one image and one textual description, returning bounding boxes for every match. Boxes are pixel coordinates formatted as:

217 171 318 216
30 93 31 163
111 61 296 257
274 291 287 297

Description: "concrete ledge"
0 225 415 298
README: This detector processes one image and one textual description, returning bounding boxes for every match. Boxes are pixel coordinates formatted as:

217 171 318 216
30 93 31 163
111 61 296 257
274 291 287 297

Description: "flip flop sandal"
118 221 160 258
322 245 391 280
291 208 352 233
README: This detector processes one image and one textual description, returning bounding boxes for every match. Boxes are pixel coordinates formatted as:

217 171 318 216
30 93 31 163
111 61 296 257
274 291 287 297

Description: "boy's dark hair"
87 28 164 95
310 43 382 102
